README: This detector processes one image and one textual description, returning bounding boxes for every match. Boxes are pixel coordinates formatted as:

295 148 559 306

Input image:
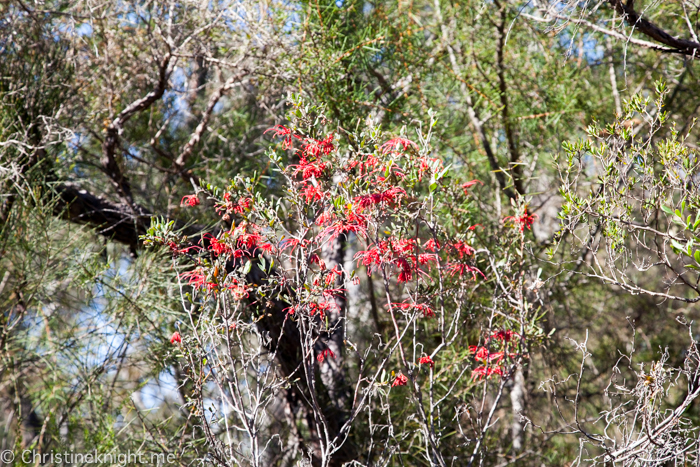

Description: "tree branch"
607 0 700 56
102 54 173 206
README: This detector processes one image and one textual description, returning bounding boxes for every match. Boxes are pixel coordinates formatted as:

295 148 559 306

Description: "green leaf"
435 164 451 181
242 261 252 275
671 239 685 253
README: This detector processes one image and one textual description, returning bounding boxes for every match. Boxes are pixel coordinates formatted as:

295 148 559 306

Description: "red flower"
446 262 485 280
234 197 253 214
470 346 505 364
265 125 299 149
423 238 441 252
395 257 413 282
291 158 330 180
417 253 438 268
347 154 381 176
380 137 418 154
376 163 406 182
418 157 443 181
317 348 336 363
181 270 206 288
461 179 483 194
319 212 368 241
322 287 345 300
354 187 406 212
167 241 201 255
354 193 383 211
491 329 519 342
300 182 324 204
309 253 326 270
260 243 275 254
504 211 538 232
232 223 264 250
391 302 435 318
280 238 309 253
391 238 416 255
452 241 475 259
216 193 253 216
392 373 409 387
203 234 232 256
170 332 182 344
308 301 338 319
302 134 335 158
181 194 200 207
419 356 434 368
355 238 432 281
226 281 248 300
315 209 335 226
325 265 343 286
471 366 503 380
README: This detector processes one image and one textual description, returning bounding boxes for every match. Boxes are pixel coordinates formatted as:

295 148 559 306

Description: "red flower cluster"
181 194 200 207
445 262 485 280
354 187 406 212
170 331 182 344
218 193 253 216
391 302 435 318
418 157 443 181
419 355 434 368
281 237 310 253
227 281 249 300
291 157 331 180
452 240 475 259
471 367 503 380
380 137 418 155
309 253 326 270
259 242 275 254
181 269 214 290
324 265 343 286
355 237 436 283
318 210 369 241
392 373 408 387
180 268 249 298
443 237 483 279
469 345 510 364
232 223 264 250
265 125 335 158
461 179 483 194
308 301 338 319
423 238 441 252
302 134 335 158
504 211 538 232
491 329 519 343
317 348 336 363
469 330 520 380
300 182 324 203
346 154 381 177
265 125 299 149
165 240 201 256
203 234 233 256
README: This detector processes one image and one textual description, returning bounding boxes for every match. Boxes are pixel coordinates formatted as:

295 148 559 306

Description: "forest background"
3 0 700 465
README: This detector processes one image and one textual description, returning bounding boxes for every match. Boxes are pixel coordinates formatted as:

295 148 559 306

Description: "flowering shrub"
142 97 544 466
